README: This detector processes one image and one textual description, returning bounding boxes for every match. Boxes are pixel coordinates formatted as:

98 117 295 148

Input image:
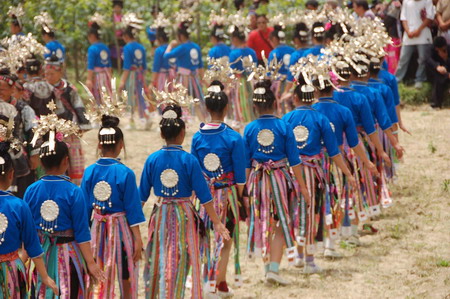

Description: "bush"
398 82 432 105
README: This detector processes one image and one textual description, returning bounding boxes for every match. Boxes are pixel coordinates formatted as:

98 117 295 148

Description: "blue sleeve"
123 46 131 70
382 60 388 70
208 47 216 59
243 126 252 169
152 47 163 72
189 156 212 204
21 202 44 258
80 170 93 219
321 117 340 157
198 47 204 68
142 47 147 70
387 75 400 106
71 188 91 243
384 87 398 123
87 46 95 70
285 124 301 166
287 52 297 82
146 27 156 42
107 48 112 68
359 94 376 135
163 45 184 60
123 170 146 226
232 135 247 184
190 135 200 162
44 45 51 59
139 158 153 202
268 50 276 64
343 109 360 148
373 92 392 130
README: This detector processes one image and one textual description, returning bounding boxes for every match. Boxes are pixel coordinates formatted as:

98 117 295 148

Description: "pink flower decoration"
55 132 64 142
329 71 339 86
325 22 332 31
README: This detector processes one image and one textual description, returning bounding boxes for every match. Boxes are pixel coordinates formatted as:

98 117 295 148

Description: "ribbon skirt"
87 212 138 299
92 68 112 105
0 256 27 299
144 200 204 299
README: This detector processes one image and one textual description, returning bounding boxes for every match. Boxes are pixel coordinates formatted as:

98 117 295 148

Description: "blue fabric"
87 42 112 70
286 47 311 82
208 43 231 60
146 27 156 42
164 41 203 70
243 115 301 168
368 78 398 124
350 82 392 131
229 47 257 72
123 41 147 70
302 45 323 57
81 158 146 226
45 40 66 62
139 145 212 204
313 97 359 147
0 191 43 258
24 175 91 243
333 87 376 135
378 69 400 106
382 60 388 70
191 123 247 185
268 44 295 76
152 44 171 72
283 106 340 157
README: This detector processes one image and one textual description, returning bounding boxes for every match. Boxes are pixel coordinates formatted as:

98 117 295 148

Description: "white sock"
325 238 334 250
351 224 359 236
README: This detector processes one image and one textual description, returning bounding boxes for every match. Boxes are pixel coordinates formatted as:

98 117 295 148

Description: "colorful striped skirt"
200 174 242 291
177 67 206 121
144 198 205 299
33 231 87 299
271 79 290 116
126 68 148 119
247 159 297 264
0 251 27 299
87 212 139 299
376 127 393 208
92 67 112 105
155 69 176 93
230 75 254 124
64 135 85 186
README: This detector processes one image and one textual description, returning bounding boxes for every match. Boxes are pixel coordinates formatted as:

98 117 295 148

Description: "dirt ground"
82 106 450 299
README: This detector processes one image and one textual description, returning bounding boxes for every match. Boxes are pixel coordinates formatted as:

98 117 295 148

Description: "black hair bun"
101 115 120 128
90 22 101 30
162 104 183 119
210 80 225 91
273 25 283 32
0 142 11 155
254 79 272 90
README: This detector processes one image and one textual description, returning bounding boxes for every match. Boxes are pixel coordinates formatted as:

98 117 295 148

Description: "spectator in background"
248 12 258 31
436 0 450 44
426 36 450 108
383 0 402 74
353 0 376 20
234 0 245 10
306 0 320 10
247 14 274 65
395 0 434 88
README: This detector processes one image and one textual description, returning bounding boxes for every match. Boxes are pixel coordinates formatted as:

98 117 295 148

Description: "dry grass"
82 106 450 298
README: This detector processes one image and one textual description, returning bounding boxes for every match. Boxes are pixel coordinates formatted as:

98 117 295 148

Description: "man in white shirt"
395 0 435 88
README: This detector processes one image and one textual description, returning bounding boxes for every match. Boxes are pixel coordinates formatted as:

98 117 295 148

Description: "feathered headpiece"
208 9 228 28
0 33 46 73
175 9 194 27
8 4 24 27
203 57 241 85
247 51 283 82
30 101 82 157
80 78 128 124
122 12 144 30
89 12 106 28
149 80 199 108
227 11 250 35
0 117 22 152
34 12 55 34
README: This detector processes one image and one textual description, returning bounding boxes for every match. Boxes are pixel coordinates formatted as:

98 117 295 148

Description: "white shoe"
294 257 304 268
204 292 221 299
324 248 343 259
303 263 322 274
346 235 361 246
265 271 291 286
414 81 423 89
217 287 234 298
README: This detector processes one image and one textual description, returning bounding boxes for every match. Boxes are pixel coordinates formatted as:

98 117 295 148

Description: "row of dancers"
0 6 409 299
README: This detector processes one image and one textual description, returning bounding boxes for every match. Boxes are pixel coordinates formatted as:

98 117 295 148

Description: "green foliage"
398 82 432 105
442 179 450 192
436 259 450 267
428 141 437 154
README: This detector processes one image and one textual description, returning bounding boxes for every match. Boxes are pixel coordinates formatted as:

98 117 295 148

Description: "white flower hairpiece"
34 12 55 33
207 85 222 93
254 87 266 95
162 110 178 120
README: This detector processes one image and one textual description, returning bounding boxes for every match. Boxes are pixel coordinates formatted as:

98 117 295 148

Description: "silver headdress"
34 12 55 34
150 12 171 30
149 80 199 108
227 11 250 35
30 101 82 157
89 12 106 28
204 57 241 85
122 12 144 33
247 51 284 82
8 4 25 28
208 9 229 28
0 117 22 153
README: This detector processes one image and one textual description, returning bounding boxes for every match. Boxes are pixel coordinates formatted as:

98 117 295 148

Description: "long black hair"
160 105 186 140
0 141 13 177
156 27 169 43
205 80 228 113
88 22 101 40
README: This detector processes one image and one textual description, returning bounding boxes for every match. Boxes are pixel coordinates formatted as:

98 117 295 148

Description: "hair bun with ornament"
101 115 120 128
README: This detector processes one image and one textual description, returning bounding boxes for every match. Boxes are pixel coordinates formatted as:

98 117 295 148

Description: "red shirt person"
247 15 274 65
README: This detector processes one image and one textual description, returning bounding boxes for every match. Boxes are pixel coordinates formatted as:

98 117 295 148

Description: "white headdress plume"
34 12 55 33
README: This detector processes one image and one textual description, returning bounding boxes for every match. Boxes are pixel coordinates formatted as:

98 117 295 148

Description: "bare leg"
270 224 285 266
123 280 131 299
216 238 233 284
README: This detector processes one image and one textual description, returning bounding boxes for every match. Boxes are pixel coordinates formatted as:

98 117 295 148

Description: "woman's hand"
133 237 143 263
42 275 59 295
87 261 106 284
213 221 230 241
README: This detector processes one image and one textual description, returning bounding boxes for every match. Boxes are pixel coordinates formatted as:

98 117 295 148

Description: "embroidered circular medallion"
161 169 179 188
257 129 275 147
40 200 59 222
330 122 335 133
190 48 199 60
283 54 291 66
293 125 309 142
93 181 112 202
134 49 143 60
204 153 221 172
0 213 8 235
100 50 109 60
56 49 63 59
